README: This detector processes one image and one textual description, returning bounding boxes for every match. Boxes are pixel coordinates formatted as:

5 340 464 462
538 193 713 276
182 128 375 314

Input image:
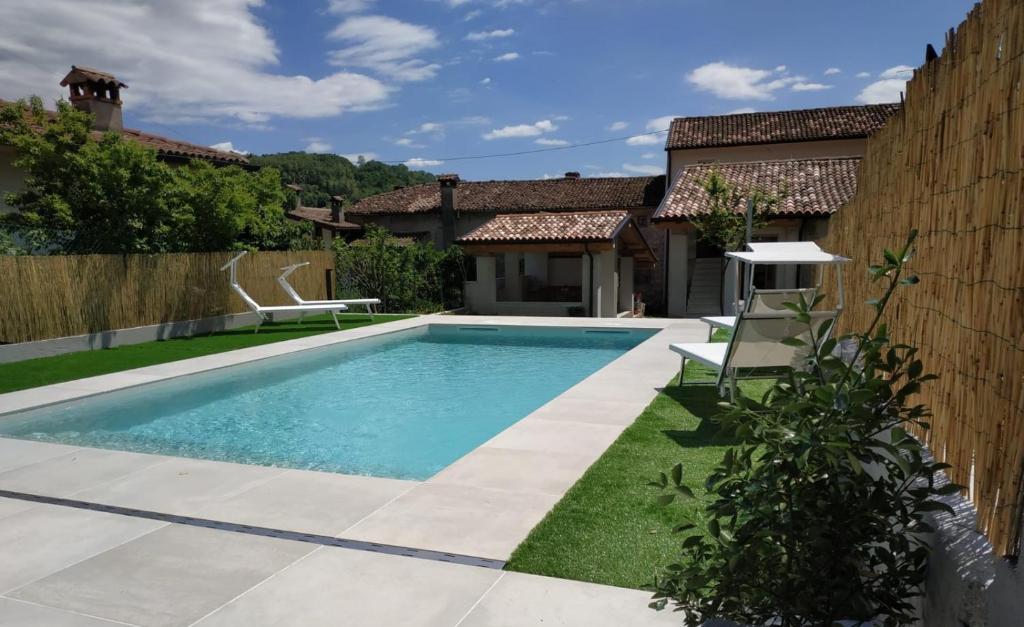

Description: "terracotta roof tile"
287 206 361 230
653 158 861 222
666 104 900 150
458 210 630 244
347 175 665 215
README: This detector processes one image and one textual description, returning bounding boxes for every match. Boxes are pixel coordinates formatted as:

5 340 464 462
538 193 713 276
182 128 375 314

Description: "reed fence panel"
0 250 334 343
820 0 1024 556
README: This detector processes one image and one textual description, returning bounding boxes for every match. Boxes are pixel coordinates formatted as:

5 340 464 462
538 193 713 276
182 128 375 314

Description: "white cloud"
304 138 334 153
480 77 492 85
535 138 569 146
686 62 801 100
209 141 248 155
623 115 675 146
341 152 379 162
622 163 663 175
405 157 444 168
879 64 915 79
394 137 424 147
463 9 483 20
856 79 905 104
791 82 833 92
466 28 515 41
327 0 375 13
645 116 677 132
329 15 440 82
593 171 627 178
824 67 841 75
0 0 393 125
856 71 871 78
728 107 757 114
494 52 520 62
641 152 657 159
609 121 628 131
483 119 556 140
626 134 663 146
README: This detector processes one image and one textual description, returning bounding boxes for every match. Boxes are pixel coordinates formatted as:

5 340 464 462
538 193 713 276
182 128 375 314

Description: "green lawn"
506 336 770 590
0 313 414 394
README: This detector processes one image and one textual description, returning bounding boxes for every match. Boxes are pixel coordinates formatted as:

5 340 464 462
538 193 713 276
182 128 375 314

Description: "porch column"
580 253 592 316
619 256 634 314
593 249 617 318
504 252 523 301
474 255 497 315
666 231 689 317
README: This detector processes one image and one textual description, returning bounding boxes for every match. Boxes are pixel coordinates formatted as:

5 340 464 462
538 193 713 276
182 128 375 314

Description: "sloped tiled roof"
666 104 900 150
653 158 861 222
0 99 249 165
346 175 666 215
458 210 630 243
287 206 361 230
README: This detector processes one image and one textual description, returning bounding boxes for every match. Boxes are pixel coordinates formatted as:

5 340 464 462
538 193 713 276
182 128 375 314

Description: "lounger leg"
298 312 305 325
728 372 737 402
254 314 264 334
678 356 687 386
330 310 341 330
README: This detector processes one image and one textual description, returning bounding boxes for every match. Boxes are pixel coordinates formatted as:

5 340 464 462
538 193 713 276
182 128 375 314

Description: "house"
0 66 249 214
345 172 666 317
283 185 361 248
655 104 900 316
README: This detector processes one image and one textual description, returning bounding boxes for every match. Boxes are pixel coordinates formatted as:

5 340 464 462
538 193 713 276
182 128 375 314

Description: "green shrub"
652 231 957 626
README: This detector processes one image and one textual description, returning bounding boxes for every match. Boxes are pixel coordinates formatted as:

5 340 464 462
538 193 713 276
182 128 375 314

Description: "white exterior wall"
667 138 868 183
593 249 617 318
619 257 634 314
464 255 497 314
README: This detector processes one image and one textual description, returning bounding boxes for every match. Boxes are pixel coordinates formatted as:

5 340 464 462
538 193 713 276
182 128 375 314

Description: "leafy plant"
651 231 957 626
334 226 464 313
688 169 781 254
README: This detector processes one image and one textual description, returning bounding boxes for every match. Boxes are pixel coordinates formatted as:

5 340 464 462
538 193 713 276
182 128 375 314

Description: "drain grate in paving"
0 489 506 570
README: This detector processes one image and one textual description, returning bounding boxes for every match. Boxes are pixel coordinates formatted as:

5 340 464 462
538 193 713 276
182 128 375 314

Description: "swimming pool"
0 325 655 480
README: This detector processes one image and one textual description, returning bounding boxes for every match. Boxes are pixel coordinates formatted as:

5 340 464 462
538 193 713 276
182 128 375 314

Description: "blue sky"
0 0 976 180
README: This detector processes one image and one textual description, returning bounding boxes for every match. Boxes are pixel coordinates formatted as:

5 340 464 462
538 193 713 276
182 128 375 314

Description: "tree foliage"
334 226 464 313
248 152 435 208
0 97 310 254
689 169 781 253
652 231 956 626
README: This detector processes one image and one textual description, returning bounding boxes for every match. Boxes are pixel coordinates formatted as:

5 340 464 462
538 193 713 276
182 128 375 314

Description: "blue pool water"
0 325 655 480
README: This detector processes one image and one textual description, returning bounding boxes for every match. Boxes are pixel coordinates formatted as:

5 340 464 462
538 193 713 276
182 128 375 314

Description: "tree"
689 169 779 253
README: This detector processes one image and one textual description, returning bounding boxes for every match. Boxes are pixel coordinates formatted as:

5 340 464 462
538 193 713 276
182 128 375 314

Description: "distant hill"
249 152 436 208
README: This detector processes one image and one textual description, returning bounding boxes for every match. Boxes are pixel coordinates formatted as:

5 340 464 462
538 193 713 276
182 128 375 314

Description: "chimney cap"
60 65 127 88
564 171 581 179
438 173 460 187
330 195 344 203
285 183 303 192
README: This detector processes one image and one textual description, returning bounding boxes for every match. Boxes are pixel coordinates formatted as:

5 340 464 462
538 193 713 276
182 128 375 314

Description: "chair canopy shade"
726 241 850 265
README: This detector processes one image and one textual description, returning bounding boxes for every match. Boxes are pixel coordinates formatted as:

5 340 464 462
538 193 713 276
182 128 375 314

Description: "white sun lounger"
277 262 381 314
700 287 819 340
220 251 349 332
672 309 839 400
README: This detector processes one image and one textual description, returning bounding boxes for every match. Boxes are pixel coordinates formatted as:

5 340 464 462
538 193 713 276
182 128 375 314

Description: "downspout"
584 243 594 317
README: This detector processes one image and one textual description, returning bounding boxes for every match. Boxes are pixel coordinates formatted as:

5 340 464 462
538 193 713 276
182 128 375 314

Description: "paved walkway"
0 316 706 626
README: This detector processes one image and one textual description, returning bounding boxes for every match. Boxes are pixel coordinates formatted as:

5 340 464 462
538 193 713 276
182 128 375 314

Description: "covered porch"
458 211 656 318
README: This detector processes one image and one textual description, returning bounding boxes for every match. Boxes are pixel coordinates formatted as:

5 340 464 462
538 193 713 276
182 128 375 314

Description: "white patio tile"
0 504 165 594
0 447 168 498
430 446 594 496
523 397 652 426
459 571 679 627
194 546 500 627
11 524 313 627
0 598 131 626
195 468 415 536
72 457 282 518
0 438 81 474
482 419 624 457
0 497 37 521
343 482 560 560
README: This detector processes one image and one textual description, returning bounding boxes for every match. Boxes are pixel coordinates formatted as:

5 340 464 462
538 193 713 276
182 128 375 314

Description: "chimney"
564 171 581 180
438 174 460 248
330 195 344 223
60 66 126 132
285 183 303 211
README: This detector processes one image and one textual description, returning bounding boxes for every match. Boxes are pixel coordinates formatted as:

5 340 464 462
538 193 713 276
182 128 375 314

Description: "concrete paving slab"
0 438 82 475
0 504 165 594
481 419 624 457
194 546 500 627
72 457 282 518
195 468 415 536
459 571 679 627
11 524 313 627
430 447 594 496
0 447 168 498
522 397 652 426
0 598 132 626
0 497 37 521
344 482 560 560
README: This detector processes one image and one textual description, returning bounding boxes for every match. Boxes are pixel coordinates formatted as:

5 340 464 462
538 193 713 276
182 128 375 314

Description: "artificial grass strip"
0 313 414 394
506 337 770 590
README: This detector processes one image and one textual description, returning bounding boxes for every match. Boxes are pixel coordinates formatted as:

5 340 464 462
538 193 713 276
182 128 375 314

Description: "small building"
1 66 249 215
655 104 899 316
284 188 361 248
457 210 656 317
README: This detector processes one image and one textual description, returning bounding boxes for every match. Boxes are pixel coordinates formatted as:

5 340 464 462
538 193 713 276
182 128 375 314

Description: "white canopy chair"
277 262 381 314
220 251 349 332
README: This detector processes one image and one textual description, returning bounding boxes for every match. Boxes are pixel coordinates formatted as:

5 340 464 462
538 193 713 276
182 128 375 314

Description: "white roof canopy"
726 241 850 265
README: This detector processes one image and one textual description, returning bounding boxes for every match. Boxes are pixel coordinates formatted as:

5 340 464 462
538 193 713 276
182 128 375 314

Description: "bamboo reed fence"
821 0 1024 556
0 250 334 344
